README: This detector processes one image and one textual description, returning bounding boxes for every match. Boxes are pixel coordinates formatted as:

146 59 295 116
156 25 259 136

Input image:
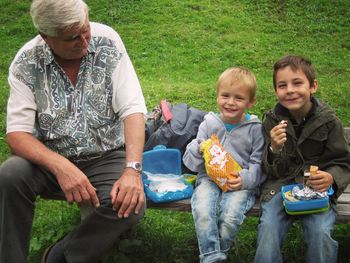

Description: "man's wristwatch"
125 161 142 173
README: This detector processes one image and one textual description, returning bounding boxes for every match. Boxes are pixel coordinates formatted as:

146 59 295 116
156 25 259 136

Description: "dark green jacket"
260 98 350 202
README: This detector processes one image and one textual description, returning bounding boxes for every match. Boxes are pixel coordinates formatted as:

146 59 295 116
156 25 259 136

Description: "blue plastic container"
282 184 334 214
142 145 193 203
142 145 182 175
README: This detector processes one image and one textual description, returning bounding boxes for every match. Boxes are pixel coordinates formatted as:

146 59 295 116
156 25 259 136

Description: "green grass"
1 0 350 262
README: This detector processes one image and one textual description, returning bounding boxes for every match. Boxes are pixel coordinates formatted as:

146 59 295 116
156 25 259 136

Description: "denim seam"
242 190 255 213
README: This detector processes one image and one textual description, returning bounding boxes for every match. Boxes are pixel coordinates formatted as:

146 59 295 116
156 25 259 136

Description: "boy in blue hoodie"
183 67 265 263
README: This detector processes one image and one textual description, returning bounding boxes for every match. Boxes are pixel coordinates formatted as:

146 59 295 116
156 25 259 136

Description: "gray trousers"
0 150 144 263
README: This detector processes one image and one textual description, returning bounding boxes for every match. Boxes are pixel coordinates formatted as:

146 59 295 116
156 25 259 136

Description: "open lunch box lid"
142 145 193 203
142 145 182 175
281 184 334 214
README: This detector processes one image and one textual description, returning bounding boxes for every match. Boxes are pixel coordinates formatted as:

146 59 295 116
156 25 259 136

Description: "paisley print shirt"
7 22 147 161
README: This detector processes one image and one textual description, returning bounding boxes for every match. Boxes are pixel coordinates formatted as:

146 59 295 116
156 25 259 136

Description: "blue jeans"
254 192 338 263
192 178 255 263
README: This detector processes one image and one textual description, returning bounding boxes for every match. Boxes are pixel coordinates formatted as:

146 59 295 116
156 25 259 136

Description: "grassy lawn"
1 0 350 262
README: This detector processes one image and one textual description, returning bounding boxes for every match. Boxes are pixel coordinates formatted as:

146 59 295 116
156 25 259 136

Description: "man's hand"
53 158 100 208
308 170 333 192
111 112 145 218
110 168 145 218
6 132 100 208
270 121 287 152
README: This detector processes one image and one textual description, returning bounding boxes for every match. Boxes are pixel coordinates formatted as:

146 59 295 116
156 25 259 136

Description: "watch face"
126 162 142 172
134 162 142 170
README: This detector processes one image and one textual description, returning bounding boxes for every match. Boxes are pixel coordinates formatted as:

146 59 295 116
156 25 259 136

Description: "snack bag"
200 134 242 191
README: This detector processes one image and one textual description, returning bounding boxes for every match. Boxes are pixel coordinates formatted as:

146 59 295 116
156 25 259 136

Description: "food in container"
282 184 333 214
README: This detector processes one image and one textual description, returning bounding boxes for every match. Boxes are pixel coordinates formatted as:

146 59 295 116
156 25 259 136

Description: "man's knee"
0 156 34 187
96 201 145 224
126 207 145 225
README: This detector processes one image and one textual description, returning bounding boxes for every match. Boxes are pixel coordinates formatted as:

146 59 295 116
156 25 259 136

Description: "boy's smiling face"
275 66 318 122
217 83 255 125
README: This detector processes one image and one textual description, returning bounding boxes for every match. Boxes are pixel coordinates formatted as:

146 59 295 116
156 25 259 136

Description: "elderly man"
0 0 147 262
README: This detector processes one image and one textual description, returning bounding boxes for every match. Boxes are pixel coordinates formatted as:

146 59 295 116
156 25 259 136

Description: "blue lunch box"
281 184 334 215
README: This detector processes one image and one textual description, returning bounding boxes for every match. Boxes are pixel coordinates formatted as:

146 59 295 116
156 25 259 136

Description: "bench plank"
338 194 350 204
146 199 191 212
336 203 350 216
336 204 350 223
148 197 350 224
343 183 350 193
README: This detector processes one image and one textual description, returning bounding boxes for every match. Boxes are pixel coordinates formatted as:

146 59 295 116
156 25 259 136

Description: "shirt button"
270 190 275 195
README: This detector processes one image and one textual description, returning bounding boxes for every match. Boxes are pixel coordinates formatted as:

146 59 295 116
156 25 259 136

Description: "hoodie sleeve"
239 123 266 190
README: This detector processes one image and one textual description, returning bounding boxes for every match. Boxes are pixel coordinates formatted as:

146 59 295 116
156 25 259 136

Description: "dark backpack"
144 100 207 172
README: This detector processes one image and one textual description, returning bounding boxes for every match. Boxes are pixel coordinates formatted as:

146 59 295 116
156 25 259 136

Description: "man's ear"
310 79 318 95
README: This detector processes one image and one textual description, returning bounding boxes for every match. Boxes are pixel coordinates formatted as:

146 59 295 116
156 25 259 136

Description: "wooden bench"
146 127 350 224
42 127 350 223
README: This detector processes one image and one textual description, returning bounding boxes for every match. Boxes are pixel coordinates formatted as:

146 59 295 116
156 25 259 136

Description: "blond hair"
217 67 257 101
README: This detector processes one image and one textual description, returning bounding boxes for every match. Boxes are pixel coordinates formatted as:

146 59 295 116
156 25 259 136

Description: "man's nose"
79 34 89 48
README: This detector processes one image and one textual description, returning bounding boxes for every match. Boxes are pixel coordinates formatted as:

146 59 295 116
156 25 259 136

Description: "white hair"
30 0 89 37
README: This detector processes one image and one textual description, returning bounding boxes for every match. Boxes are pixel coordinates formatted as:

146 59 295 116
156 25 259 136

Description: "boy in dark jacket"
254 55 350 263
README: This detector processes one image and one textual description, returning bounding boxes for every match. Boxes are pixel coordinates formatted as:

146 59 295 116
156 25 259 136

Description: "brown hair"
273 55 316 89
